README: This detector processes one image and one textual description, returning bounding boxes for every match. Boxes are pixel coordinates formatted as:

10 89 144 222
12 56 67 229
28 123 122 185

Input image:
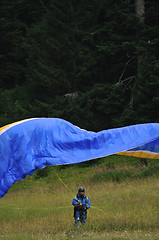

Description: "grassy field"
0 155 158 239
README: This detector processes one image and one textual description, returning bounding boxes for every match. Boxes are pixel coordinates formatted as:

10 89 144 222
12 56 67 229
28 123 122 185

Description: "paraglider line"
53 169 72 192
53 170 105 213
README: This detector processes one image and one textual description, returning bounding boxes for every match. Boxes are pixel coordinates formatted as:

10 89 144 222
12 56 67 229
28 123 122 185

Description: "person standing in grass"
72 187 91 227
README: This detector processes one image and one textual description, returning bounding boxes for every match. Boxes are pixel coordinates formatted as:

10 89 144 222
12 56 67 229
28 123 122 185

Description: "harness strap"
75 194 88 203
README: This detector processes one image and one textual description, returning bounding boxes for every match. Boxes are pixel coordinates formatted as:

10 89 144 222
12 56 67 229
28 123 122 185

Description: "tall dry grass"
0 175 158 239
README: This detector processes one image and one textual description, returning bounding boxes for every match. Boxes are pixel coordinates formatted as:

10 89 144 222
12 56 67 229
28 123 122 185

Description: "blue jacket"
72 194 91 210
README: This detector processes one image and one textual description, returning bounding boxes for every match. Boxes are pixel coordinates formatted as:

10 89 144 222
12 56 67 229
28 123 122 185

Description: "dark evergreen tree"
0 0 159 128
0 0 26 88
132 0 159 123
26 0 102 118
0 0 47 125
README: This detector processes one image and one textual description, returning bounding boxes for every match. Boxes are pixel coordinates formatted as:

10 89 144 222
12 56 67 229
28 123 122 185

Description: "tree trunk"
135 0 145 24
135 0 145 76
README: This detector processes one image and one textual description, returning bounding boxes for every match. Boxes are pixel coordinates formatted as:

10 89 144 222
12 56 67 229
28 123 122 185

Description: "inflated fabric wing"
118 137 159 159
0 118 159 198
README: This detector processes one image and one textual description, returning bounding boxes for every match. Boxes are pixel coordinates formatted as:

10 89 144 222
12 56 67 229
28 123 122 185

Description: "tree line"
0 0 159 131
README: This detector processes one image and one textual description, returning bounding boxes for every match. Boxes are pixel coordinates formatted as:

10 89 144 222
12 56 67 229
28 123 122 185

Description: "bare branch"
120 76 136 84
115 58 135 85
64 92 78 99
129 82 136 109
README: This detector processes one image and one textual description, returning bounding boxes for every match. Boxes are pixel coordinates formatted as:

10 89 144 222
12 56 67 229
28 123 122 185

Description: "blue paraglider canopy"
0 118 159 198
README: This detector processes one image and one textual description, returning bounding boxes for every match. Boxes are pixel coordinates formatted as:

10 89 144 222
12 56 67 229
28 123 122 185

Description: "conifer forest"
1 0 159 131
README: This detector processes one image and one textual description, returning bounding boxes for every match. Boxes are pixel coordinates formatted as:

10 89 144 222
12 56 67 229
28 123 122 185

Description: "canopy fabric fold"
0 118 159 198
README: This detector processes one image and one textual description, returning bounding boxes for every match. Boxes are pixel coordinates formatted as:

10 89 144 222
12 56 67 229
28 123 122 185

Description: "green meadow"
0 155 158 240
